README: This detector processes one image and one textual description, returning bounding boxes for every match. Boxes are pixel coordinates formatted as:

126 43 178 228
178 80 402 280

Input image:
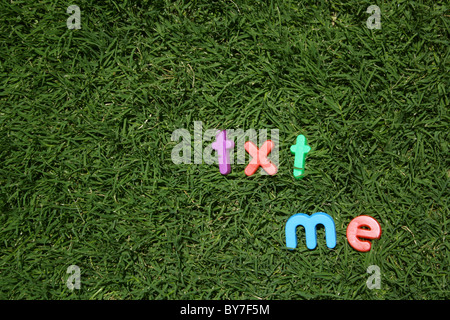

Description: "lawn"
0 0 448 300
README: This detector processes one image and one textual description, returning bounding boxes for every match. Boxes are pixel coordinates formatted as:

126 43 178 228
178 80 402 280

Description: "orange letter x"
244 140 278 176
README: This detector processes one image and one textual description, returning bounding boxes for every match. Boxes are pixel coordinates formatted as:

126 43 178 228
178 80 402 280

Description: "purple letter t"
211 130 234 175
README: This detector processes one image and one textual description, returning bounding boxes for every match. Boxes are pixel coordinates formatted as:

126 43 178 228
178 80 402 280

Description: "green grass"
0 0 448 299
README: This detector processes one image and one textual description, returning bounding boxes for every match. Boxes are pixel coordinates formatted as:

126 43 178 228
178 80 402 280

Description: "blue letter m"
285 212 337 250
